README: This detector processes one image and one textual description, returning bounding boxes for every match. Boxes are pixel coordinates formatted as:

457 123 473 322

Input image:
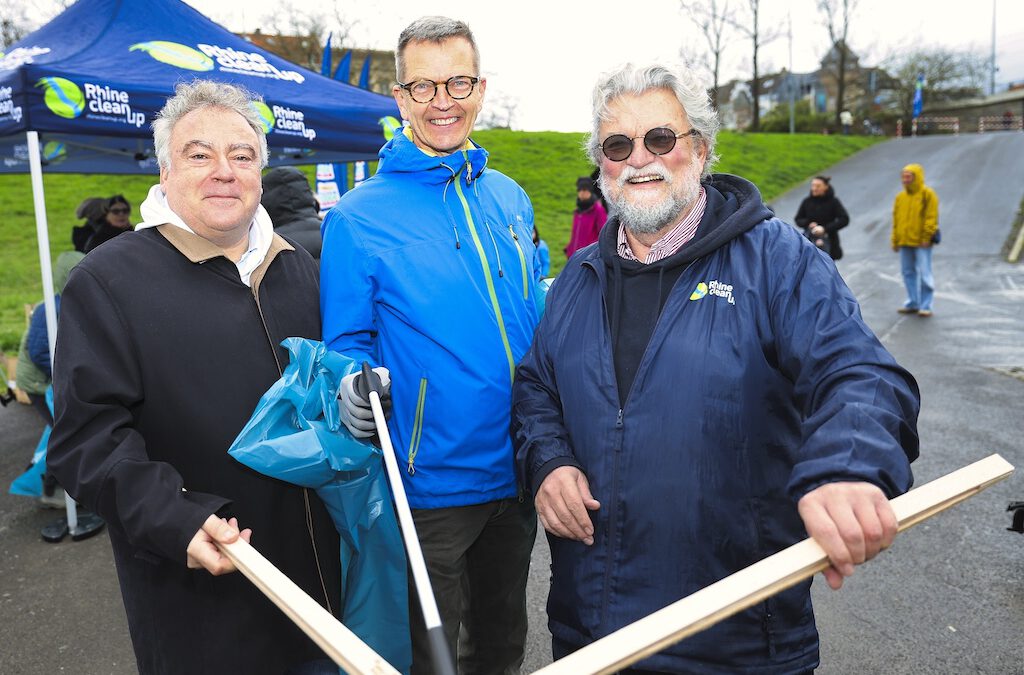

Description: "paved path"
2 131 1023 674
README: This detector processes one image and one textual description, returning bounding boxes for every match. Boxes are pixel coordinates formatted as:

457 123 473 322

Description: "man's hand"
339 367 391 438
186 515 252 575
535 466 601 545
920 241 932 248
797 482 897 590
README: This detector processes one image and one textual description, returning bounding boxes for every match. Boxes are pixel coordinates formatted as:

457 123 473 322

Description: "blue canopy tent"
0 0 398 535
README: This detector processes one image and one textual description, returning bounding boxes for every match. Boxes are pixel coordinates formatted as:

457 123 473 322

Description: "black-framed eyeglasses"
398 76 480 104
599 127 700 162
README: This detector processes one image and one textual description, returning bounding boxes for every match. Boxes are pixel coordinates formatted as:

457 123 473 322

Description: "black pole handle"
355 361 383 401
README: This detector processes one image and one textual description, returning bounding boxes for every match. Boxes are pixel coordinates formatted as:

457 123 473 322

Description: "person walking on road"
892 163 939 317
320 16 544 674
794 175 849 260
513 61 921 673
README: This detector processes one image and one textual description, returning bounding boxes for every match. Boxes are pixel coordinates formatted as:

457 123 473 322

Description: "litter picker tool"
534 453 1014 675
357 362 457 675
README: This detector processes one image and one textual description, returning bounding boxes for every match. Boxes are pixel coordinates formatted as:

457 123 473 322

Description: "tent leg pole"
27 131 80 533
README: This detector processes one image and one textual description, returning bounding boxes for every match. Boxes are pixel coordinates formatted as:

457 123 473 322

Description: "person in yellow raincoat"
892 163 939 316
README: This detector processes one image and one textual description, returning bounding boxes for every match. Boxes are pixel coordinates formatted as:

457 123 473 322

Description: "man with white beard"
512 62 921 673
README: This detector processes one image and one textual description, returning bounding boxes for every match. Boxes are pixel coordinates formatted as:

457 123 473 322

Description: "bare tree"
884 46 988 120
0 0 70 49
818 0 857 128
730 0 780 132
477 92 520 130
680 0 733 107
258 1 358 71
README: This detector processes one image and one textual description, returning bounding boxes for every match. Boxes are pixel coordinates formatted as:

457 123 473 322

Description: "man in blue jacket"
320 16 543 675
512 62 920 673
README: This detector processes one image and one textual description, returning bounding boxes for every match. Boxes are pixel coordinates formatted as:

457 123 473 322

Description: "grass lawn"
0 130 879 353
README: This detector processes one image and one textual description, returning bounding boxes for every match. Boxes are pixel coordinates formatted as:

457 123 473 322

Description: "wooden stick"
534 454 1014 675
217 537 400 675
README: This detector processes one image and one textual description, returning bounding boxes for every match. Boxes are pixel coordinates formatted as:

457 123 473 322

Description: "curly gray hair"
586 62 720 178
153 80 269 170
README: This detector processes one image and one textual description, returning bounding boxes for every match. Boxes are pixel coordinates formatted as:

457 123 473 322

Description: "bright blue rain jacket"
513 175 920 673
321 131 543 509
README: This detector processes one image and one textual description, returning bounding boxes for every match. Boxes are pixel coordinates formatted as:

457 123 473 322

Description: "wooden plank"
217 537 400 675
534 454 1014 675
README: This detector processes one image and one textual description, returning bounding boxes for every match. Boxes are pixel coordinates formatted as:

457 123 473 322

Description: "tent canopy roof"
0 0 399 173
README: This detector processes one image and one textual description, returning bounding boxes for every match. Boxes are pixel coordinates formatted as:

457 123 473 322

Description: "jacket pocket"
507 224 530 300
406 376 428 475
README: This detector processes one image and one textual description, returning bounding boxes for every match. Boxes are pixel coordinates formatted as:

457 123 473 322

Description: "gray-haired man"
48 80 340 674
321 15 542 675
513 62 920 672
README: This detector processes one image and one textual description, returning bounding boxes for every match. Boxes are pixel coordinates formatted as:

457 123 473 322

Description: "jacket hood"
261 167 319 226
53 250 85 292
594 173 773 270
376 129 489 185
902 163 925 194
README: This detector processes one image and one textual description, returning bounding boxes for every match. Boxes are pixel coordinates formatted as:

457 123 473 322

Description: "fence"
979 115 1023 133
911 117 960 136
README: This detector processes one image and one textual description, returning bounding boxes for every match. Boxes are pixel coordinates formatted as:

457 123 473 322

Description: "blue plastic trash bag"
228 338 410 674
10 425 49 496
10 386 54 497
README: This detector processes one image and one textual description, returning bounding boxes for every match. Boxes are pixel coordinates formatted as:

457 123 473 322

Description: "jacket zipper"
251 279 332 615
453 169 516 382
601 407 625 622
508 224 529 301
406 377 428 475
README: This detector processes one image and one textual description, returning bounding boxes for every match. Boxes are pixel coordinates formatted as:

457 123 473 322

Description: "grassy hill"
0 130 879 352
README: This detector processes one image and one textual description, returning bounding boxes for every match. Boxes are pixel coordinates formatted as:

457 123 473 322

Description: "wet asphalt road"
2 131 1023 674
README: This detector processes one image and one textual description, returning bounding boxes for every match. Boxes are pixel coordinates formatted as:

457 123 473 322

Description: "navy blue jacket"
513 175 919 673
27 295 60 377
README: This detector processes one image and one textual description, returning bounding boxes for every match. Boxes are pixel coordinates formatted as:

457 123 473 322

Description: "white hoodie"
135 184 274 287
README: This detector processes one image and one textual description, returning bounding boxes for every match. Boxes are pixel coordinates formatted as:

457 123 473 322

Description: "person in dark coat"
71 197 106 253
84 194 133 253
512 62 919 673
261 166 323 260
48 81 341 675
793 175 850 260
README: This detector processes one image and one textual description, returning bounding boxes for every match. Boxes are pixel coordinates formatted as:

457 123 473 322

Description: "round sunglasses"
599 127 700 162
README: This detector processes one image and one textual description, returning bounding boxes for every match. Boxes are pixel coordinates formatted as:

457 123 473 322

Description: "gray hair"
153 80 269 170
586 62 720 179
395 16 479 83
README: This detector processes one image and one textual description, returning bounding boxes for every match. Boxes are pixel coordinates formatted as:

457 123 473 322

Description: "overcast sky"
47 0 1024 132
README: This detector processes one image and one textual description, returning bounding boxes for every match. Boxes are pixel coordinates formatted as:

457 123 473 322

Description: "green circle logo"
379 115 402 140
42 141 67 163
129 41 214 71
36 77 84 119
251 101 275 134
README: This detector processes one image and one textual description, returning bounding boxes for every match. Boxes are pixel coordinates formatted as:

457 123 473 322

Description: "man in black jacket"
48 80 340 674
261 166 323 260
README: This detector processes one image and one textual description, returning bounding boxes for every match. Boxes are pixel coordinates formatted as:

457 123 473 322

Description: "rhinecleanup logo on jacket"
689 280 736 305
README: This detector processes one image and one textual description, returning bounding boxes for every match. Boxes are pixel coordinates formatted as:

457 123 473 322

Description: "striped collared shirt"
617 187 707 264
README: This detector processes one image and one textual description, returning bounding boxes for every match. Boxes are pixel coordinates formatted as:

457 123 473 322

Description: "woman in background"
794 176 849 260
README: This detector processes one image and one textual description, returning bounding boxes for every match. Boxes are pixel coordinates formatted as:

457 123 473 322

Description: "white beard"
601 155 703 236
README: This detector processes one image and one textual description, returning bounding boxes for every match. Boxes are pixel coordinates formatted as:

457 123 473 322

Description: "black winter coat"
794 186 850 259
48 226 341 675
262 166 323 260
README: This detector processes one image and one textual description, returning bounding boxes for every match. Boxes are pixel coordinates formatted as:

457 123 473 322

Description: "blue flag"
358 55 372 89
912 72 924 119
320 32 332 78
333 50 352 83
